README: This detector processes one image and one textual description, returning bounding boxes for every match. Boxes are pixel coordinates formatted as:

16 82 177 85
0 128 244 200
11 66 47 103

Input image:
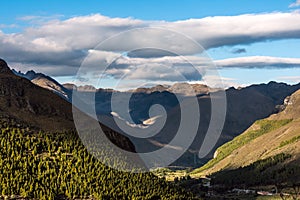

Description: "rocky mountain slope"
0 59 135 152
13 69 70 99
0 59 74 131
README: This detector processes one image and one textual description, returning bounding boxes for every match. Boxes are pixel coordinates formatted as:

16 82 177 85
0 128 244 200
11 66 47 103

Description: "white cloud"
0 24 18 29
101 55 209 81
17 15 65 24
165 12 300 49
201 75 243 88
289 0 300 8
215 56 300 68
276 76 300 83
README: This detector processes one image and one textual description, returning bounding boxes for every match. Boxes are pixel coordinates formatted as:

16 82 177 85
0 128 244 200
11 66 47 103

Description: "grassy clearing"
192 119 293 175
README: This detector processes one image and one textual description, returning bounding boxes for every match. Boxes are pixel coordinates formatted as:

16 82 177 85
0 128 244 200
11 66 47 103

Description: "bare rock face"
273 89 300 120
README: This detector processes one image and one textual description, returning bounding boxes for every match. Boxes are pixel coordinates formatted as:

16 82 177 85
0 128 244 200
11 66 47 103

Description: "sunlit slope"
192 89 300 177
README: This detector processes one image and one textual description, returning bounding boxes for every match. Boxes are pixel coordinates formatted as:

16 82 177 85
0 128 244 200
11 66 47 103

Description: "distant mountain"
61 83 76 90
62 83 97 92
168 83 214 96
129 83 217 96
191 89 300 186
128 84 170 94
13 69 70 99
0 59 135 152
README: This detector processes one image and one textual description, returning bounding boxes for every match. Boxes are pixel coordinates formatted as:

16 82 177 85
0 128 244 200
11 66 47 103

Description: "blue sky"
2 0 296 22
1 0 300 88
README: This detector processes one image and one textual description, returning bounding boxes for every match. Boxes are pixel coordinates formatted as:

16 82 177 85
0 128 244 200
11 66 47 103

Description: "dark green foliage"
0 124 197 199
210 153 299 187
174 177 206 198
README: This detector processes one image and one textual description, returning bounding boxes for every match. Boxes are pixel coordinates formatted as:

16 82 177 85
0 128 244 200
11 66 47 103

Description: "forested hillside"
0 119 198 199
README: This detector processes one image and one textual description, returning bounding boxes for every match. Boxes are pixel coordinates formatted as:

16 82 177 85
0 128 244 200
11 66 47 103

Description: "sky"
1 0 300 89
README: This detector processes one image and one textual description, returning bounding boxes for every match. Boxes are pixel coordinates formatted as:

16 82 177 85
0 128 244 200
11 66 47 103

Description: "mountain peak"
25 70 38 79
0 59 12 74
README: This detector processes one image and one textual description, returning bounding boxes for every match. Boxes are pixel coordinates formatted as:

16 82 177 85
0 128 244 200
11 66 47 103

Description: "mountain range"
7 60 300 168
92 81 300 167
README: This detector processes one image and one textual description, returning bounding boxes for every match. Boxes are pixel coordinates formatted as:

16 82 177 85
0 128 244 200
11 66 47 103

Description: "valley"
0 59 299 199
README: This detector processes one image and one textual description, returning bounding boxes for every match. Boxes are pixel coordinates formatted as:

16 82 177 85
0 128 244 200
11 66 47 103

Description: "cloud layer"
1 12 300 83
215 56 300 69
